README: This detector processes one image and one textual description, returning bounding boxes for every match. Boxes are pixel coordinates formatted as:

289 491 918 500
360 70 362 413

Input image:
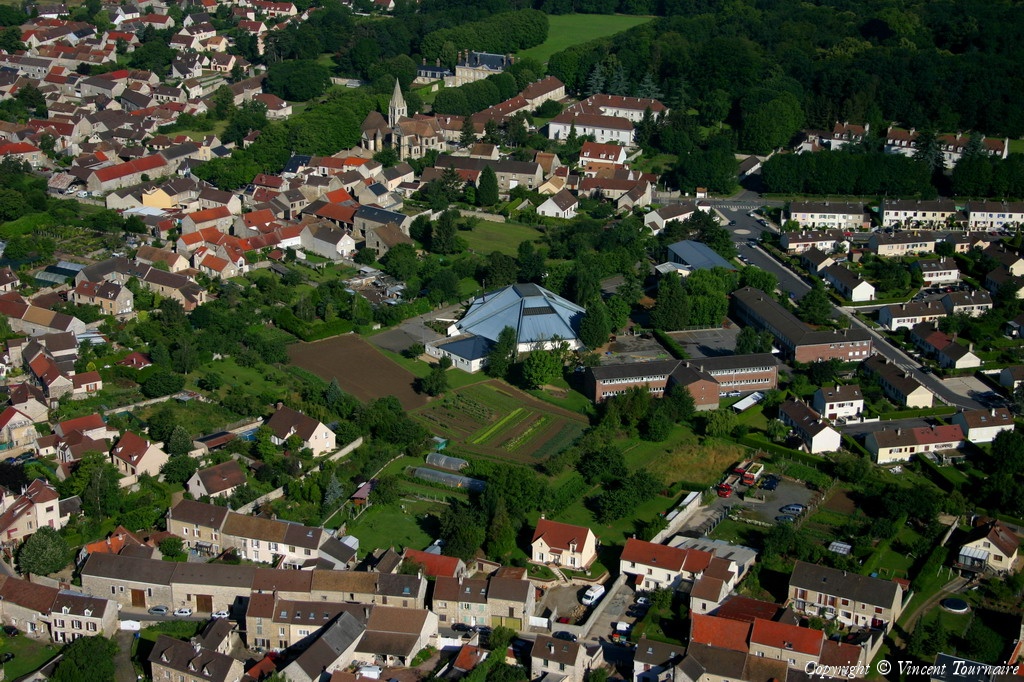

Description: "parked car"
635 597 650 606
147 606 169 616
776 515 797 523
553 631 578 642
451 623 471 632
173 607 193 617
760 476 779 491
780 504 806 515
212 610 230 619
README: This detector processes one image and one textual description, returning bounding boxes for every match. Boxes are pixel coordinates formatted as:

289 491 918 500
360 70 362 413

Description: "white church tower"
388 78 407 128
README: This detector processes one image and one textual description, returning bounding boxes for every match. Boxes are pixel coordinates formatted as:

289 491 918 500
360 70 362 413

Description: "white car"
174 607 193 617
212 610 230 619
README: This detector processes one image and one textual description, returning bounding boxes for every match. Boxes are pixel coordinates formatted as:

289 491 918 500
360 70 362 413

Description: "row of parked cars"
147 605 229 618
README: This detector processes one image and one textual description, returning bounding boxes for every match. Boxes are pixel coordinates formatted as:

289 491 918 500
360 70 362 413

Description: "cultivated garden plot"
287 335 428 410
413 380 587 464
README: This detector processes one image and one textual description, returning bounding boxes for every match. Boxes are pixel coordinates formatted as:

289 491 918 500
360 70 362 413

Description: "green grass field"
346 499 447 554
463 220 543 256
517 14 654 64
0 636 59 680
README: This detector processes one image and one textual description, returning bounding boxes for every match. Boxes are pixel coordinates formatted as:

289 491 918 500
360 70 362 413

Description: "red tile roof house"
109 430 169 484
180 206 233 234
71 370 103 399
402 548 466 578
531 518 598 571
619 538 713 591
86 154 168 193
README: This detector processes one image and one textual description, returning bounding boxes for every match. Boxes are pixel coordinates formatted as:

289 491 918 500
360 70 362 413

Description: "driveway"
941 375 993 402
583 579 635 643
369 301 464 353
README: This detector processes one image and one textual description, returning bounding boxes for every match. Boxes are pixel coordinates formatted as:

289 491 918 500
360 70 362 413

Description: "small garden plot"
414 380 587 464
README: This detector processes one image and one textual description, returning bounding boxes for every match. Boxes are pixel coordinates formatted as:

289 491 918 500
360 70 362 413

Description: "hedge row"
738 434 829 468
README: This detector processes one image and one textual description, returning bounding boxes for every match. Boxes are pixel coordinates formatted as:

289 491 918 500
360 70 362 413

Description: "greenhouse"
413 467 485 492
425 452 468 471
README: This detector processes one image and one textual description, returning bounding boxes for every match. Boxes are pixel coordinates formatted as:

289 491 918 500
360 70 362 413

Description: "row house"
868 231 938 256
432 571 534 630
788 560 905 631
822 263 875 302
865 424 964 464
0 576 118 643
812 384 863 420
578 141 628 176
965 201 1024 230
778 400 842 454
983 243 1024 276
148 635 244 682
911 257 960 286
76 257 207 311
85 154 168 193
780 229 849 254
877 300 947 331
245 594 363 651
82 552 427 614
787 202 869 231
434 155 544 196
884 127 1008 168
168 497 327 567
730 287 873 363
520 76 565 107
548 111 635 145
910 323 981 370
0 295 86 337
950 407 1014 444
862 355 934 408
941 290 992 317
68 280 134 317
879 200 956 229
576 94 669 123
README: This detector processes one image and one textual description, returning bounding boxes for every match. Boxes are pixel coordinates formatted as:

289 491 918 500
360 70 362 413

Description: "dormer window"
62 606 70 614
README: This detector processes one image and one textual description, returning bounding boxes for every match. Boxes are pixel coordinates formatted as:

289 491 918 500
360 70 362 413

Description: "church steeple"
388 78 407 127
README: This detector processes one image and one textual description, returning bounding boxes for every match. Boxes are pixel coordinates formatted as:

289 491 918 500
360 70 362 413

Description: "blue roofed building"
666 240 736 272
427 283 586 373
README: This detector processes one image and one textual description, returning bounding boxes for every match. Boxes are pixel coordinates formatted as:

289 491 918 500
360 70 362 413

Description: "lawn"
136 395 246 438
345 499 447 555
376 348 486 391
633 153 678 175
516 14 654 63
0 634 60 680
551 486 679 547
1010 139 1024 155
463 220 543 256
1 212 56 238
639 433 746 488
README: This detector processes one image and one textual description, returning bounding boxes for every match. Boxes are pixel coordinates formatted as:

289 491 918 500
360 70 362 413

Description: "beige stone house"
531 519 598 570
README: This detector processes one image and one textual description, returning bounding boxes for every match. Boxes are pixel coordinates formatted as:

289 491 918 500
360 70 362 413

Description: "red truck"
717 474 741 497
742 462 765 486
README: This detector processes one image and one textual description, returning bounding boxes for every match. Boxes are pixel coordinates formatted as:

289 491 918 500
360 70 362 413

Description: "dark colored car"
0 653 13 663
451 623 471 632
760 476 779 491
780 504 806 515
776 515 796 523
554 631 578 642
2 627 17 637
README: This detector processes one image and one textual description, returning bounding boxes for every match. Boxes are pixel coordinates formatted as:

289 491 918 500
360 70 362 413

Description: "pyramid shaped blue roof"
455 283 586 346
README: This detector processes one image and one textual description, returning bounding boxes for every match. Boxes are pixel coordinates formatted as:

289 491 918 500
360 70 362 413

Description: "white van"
581 584 605 606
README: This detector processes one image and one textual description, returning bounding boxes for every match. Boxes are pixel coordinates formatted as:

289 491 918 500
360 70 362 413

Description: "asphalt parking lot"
666 325 741 358
732 476 819 524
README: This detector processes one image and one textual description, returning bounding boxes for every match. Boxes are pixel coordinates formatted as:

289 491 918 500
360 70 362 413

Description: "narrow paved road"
892 576 968 648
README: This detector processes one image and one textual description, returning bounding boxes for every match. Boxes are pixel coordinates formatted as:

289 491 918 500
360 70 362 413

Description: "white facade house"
951 408 1015 444
812 385 863 420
